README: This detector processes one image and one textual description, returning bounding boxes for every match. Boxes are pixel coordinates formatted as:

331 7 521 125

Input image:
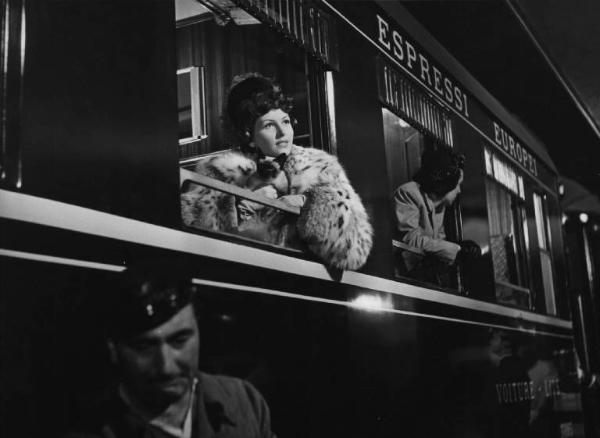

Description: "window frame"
177 66 209 164
176 6 340 251
484 147 533 309
533 191 558 315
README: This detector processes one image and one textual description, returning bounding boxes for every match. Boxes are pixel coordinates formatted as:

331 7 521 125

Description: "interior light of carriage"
562 214 568 225
350 294 393 312
579 213 589 224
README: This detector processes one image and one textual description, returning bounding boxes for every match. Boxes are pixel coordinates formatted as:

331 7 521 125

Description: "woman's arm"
292 149 373 270
180 151 256 232
393 187 460 264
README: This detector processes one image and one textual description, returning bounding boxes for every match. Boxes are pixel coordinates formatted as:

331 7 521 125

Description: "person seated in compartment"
181 73 373 271
393 146 480 285
65 265 276 438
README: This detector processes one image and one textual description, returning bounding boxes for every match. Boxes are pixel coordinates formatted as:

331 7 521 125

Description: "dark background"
402 0 600 197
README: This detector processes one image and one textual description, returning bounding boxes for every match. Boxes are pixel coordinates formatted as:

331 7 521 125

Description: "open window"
176 0 338 251
176 14 310 164
377 58 460 291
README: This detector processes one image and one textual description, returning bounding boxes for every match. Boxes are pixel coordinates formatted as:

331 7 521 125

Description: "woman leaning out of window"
181 73 373 271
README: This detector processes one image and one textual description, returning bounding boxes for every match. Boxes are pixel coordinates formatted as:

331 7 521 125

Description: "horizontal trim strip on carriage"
0 245 571 339
0 189 572 331
320 0 557 195
191 278 572 339
0 248 126 272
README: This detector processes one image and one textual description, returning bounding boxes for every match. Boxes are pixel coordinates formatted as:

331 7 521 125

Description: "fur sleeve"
180 151 256 232
292 149 373 270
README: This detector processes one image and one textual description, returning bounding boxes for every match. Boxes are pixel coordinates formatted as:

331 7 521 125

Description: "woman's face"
251 108 294 157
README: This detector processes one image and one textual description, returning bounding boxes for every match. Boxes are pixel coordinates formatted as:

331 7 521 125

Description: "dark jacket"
65 372 276 438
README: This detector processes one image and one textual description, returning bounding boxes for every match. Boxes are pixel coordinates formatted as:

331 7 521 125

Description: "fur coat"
181 145 373 270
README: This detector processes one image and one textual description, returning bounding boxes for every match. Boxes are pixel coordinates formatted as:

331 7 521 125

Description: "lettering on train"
494 378 561 404
493 121 538 177
376 14 469 118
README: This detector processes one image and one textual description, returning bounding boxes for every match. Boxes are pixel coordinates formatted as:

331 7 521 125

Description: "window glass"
485 149 530 308
534 193 547 249
534 192 557 314
177 70 194 140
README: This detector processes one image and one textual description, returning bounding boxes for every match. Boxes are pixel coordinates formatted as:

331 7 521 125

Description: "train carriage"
0 0 595 436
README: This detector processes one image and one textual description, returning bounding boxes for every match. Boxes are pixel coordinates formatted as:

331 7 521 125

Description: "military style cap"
105 262 196 340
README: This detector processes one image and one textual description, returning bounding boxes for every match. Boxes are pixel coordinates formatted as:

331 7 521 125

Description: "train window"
0 0 24 188
379 59 463 289
381 109 425 193
383 109 461 290
176 1 339 252
176 16 310 164
534 192 557 314
484 148 531 308
177 66 208 149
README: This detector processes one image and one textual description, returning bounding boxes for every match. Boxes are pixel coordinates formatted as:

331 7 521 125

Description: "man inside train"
393 145 481 285
66 264 276 438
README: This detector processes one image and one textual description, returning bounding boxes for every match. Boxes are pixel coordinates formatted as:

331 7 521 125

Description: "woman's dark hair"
413 146 465 197
224 73 294 153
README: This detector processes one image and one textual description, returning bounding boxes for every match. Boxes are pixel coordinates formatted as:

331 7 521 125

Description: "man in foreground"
67 266 275 438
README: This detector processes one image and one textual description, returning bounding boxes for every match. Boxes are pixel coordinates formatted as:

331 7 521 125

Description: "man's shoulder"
199 372 272 434
199 372 262 403
394 181 422 202
396 181 419 193
61 391 128 438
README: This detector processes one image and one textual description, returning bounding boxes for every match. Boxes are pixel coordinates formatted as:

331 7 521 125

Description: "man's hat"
105 262 196 340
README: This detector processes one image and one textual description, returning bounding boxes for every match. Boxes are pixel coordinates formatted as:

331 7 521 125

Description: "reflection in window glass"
177 66 208 161
534 193 547 249
485 148 531 307
177 72 193 140
534 192 557 314
486 179 530 308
